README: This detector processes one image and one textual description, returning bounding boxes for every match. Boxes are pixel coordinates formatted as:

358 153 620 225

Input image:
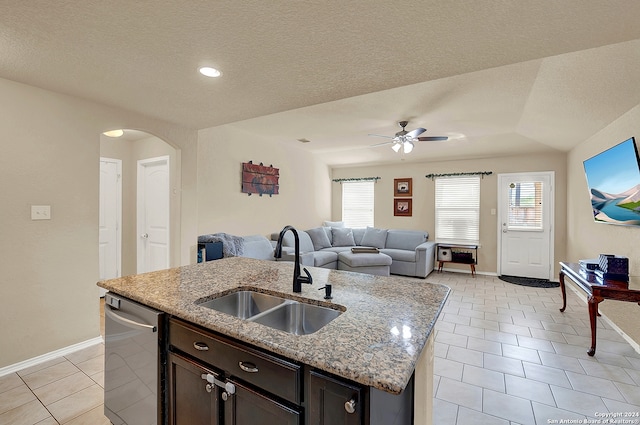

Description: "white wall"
567 104 640 345
197 124 332 237
0 77 197 368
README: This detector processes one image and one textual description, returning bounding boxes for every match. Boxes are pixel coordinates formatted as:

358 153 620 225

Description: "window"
341 181 374 228
507 181 543 230
435 176 480 243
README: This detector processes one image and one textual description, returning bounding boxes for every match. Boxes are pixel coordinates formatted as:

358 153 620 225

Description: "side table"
559 262 640 356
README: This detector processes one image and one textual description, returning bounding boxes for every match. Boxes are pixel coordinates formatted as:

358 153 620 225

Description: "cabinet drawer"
169 318 301 404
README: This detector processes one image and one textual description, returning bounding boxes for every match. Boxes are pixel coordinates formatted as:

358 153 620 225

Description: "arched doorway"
99 129 179 287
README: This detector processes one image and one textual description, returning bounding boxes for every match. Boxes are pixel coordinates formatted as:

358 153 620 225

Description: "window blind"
435 176 480 242
341 181 374 228
507 181 543 230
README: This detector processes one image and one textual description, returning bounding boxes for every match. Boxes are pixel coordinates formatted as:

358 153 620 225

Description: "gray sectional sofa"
271 226 436 278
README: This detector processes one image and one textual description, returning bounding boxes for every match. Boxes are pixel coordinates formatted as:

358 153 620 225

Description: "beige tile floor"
430 272 640 425
1 273 639 424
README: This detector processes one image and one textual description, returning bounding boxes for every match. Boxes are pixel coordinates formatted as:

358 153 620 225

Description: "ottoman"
337 251 392 276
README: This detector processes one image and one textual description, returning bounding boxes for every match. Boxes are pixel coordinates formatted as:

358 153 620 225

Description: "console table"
559 262 640 356
437 243 478 277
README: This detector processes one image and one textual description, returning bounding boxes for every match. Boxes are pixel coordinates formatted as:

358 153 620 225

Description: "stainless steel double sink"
197 290 343 335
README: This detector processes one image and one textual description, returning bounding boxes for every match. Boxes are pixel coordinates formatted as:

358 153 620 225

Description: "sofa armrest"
278 250 314 267
414 241 437 278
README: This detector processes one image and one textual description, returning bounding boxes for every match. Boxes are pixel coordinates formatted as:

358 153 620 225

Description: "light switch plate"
31 205 51 220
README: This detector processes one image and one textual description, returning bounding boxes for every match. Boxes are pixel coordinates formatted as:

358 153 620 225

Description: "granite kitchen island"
99 256 449 425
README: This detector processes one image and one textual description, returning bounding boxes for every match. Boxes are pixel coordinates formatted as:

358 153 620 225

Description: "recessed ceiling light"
297 138 311 143
199 67 222 78
103 129 124 138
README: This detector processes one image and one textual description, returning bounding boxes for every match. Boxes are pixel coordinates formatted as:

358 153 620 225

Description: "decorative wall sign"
394 178 412 197
242 161 279 196
394 198 412 216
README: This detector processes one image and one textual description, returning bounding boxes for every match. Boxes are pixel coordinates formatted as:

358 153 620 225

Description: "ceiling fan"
370 120 448 154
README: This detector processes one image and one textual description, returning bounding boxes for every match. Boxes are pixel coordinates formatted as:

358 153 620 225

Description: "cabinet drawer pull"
193 341 209 351
345 398 357 414
238 361 259 373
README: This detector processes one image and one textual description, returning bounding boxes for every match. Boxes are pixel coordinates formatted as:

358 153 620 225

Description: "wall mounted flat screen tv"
583 137 640 226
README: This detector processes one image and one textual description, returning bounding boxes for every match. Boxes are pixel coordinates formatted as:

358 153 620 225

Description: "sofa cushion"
385 230 428 250
313 250 339 268
307 227 332 250
352 228 365 245
323 220 344 228
278 230 315 252
361 227 388 249
338 251 392 267
242 235 275 260
320 246 352 254
380 248 416 262
332 227 355 246
323 226 333 245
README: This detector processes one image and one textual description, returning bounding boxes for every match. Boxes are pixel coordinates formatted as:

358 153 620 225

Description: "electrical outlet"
31 205 51 220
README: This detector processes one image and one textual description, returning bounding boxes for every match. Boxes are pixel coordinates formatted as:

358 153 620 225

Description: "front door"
137 156 170 273
498 172 554 279
99 158 121 296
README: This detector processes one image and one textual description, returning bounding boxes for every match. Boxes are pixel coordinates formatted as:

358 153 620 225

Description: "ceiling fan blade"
367 133 393 139
416 136 449 142
405 127 426 138
370 140 393 147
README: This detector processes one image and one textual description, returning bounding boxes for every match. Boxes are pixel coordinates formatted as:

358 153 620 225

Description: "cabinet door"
308 371 363 425
168 352 221 425
225 379 300 425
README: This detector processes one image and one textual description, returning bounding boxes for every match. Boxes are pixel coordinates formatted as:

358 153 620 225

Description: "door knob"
141 233 149 239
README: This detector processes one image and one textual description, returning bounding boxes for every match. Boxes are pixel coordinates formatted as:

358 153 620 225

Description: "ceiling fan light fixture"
391 142 402 152
403 141 414 154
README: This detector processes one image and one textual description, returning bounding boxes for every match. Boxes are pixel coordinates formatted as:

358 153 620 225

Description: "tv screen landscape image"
583 137 640 226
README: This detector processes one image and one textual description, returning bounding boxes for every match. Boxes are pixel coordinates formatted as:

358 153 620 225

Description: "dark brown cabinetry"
168 318 302 425
168 352 221 425
308 370 363 425
226 380 301 425
167 318 413 425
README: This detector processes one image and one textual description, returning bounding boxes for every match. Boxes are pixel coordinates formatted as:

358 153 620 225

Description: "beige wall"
567 104 640 345
197 124 332 237
100 134 180 276
331 152 567 275
0 77 197 368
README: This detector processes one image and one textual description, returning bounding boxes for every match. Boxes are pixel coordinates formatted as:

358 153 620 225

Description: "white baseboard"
0 336 104 377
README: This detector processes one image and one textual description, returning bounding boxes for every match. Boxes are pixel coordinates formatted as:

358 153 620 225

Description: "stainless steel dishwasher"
104 293 164 425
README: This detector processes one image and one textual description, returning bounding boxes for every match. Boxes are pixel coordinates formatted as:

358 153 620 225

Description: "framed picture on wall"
394 198 412 216
394 178 412 197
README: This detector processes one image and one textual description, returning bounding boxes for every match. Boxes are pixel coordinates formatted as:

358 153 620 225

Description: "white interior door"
498 172 554 279
137 156 170 273
99 158 122 296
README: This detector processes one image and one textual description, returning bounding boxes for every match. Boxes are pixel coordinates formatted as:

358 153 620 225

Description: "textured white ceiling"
2 0 640 166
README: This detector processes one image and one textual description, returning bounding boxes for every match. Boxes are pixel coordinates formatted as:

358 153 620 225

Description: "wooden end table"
559 262 640 356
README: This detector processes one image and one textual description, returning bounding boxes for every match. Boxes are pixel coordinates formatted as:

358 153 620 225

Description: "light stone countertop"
98 257 450 395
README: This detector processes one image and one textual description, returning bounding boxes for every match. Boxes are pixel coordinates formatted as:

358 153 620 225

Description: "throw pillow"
361 227 388 249
332 227 355 247
306 227 332 250
323 220 344 228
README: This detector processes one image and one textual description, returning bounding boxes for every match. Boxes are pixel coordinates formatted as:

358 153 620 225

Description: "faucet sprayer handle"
300 268 313 285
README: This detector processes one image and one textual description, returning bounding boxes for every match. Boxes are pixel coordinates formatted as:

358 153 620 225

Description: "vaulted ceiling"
2 1 640 166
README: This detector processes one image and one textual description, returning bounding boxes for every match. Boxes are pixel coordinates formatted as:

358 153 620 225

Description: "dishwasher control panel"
105 293 121 309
